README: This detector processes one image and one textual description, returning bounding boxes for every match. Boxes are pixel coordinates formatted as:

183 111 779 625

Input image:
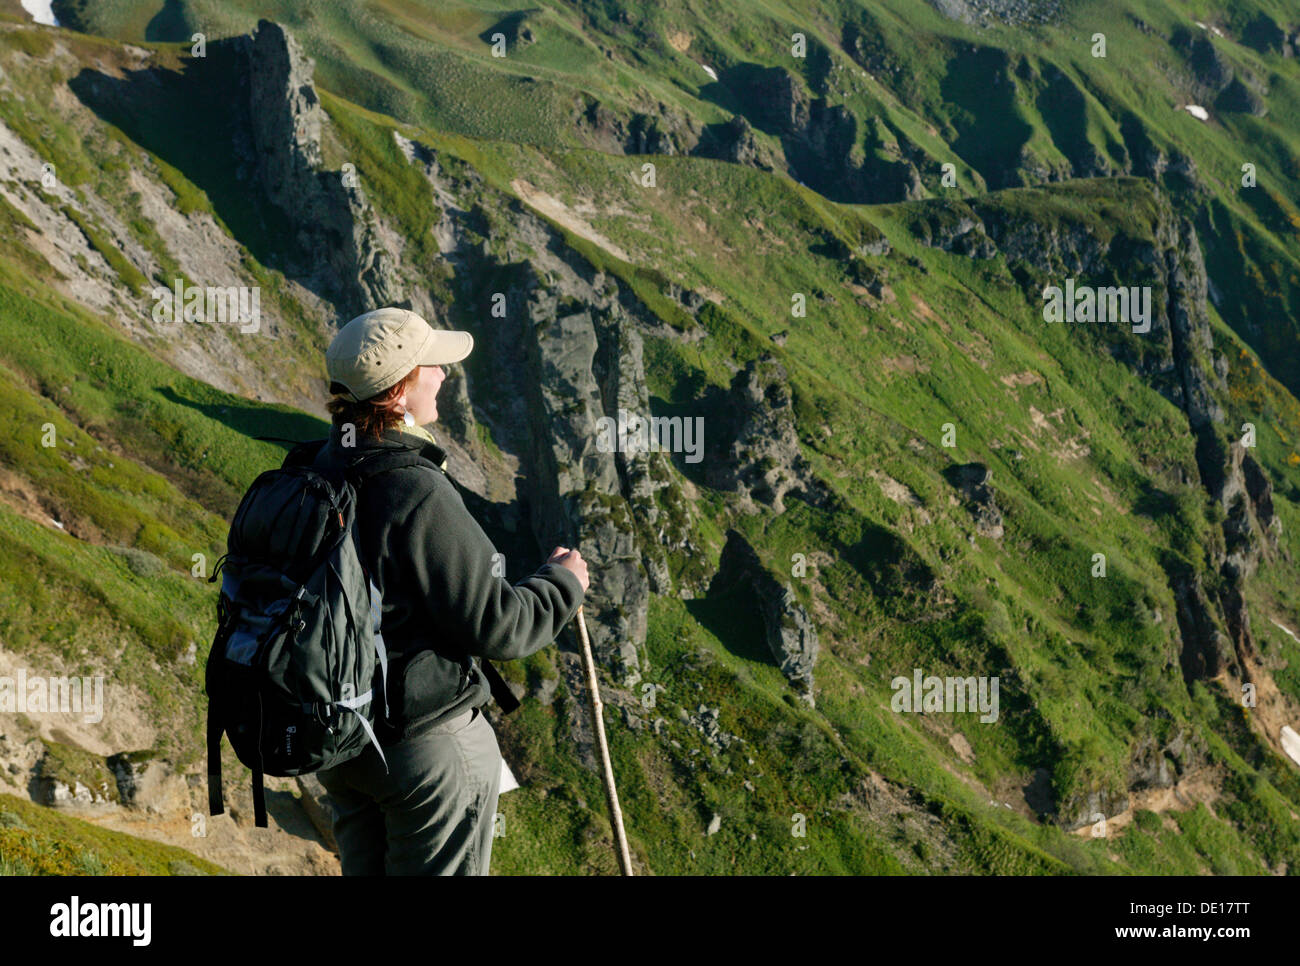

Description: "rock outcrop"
1168 562 1232 682
715 531 819 705
1152 213 1280 688
236 20 402 314
717 64 924 203
706 356 831 514
933 181 1288 826
693 116 780 171
911 202 998 258
402 143 704 686
107 750 187 814
1171 28 1268 117
577 64 923 203
943 462 1004 539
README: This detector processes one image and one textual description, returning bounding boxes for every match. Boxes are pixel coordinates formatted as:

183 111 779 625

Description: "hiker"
312 306 589 875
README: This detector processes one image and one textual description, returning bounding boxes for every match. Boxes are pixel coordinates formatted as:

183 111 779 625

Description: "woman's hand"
546 546 590 593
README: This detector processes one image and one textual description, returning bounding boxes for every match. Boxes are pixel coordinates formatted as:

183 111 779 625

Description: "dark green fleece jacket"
311 422 584 739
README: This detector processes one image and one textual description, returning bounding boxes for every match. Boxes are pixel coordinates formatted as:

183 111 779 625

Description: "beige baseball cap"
326 307 473 402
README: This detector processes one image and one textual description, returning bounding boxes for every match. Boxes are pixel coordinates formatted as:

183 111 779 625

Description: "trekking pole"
575 605 634 875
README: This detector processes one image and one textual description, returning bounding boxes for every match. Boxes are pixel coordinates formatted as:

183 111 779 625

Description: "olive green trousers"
317 706 502 875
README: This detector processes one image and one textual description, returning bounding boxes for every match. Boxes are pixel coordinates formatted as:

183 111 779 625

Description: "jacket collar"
321 422 449 471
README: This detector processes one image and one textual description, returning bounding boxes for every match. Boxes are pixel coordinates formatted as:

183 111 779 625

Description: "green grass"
59 201 148 296
0 247 327 763
403 128 1300 873
0 794 228 875
0 0 1297 876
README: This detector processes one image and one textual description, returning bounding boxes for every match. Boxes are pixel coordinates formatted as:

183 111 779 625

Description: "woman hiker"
312 306 589 875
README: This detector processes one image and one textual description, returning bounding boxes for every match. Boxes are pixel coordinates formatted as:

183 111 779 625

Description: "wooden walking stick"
575 604 634 875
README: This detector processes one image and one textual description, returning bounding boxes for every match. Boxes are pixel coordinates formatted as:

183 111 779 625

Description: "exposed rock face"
591 308 678 594
715 532 818 705
624 105 700 156
237 20 401 314
694 116 778 170
706 356 831 514
958 184 1282 702
926 0 1064 27
1121 729 1207 803
943 463 1004 539
576 98 705 159
1177 31 1235 92
579 61 924 202
718 64 923 203
1057 787 1129 832
763 587 820 705
1169 563 1231 682
35 775 115 808
1217 77 1267 117
975 201 1110 275
107 751 188 814
1151 215 1279 687
1220 441 1282 582
406 145 700 686
33 749 116 809
1168 29 1268 117
911 203 997 258
1160 216 1226 434
972 197 1229 447
521 299 649 684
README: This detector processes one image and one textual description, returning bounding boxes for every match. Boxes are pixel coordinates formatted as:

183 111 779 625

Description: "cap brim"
419 329 473 366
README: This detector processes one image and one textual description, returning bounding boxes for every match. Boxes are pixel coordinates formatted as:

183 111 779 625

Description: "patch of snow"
701 64 718 82
49 518 64 530
20 0 59 27
1282 726 1300 768
1184 105 1209 121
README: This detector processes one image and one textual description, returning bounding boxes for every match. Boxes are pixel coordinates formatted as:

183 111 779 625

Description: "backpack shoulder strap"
281 438 329 469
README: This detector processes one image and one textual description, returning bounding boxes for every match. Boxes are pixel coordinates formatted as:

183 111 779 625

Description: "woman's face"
399 365 446 425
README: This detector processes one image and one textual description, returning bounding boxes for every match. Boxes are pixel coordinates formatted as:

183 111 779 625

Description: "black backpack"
205 440 427 828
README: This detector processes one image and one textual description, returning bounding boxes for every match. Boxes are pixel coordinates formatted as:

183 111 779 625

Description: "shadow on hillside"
686 531 779 669
938 45 1033 190
1132 479 1178 520
841 521 938 620
695 63 786 136
685 582 773 669
145 0 194 42
157 386 329 451
67 47 299 282
646 390 724 492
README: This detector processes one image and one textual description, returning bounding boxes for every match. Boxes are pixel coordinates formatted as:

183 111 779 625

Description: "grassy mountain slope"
0 793 228 874
0 1 1297 875
45 0 1300 397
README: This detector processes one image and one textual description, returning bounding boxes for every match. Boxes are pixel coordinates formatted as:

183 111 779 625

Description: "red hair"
326 367 419 441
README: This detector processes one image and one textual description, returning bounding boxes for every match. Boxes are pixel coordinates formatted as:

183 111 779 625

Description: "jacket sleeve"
401 475 585 661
